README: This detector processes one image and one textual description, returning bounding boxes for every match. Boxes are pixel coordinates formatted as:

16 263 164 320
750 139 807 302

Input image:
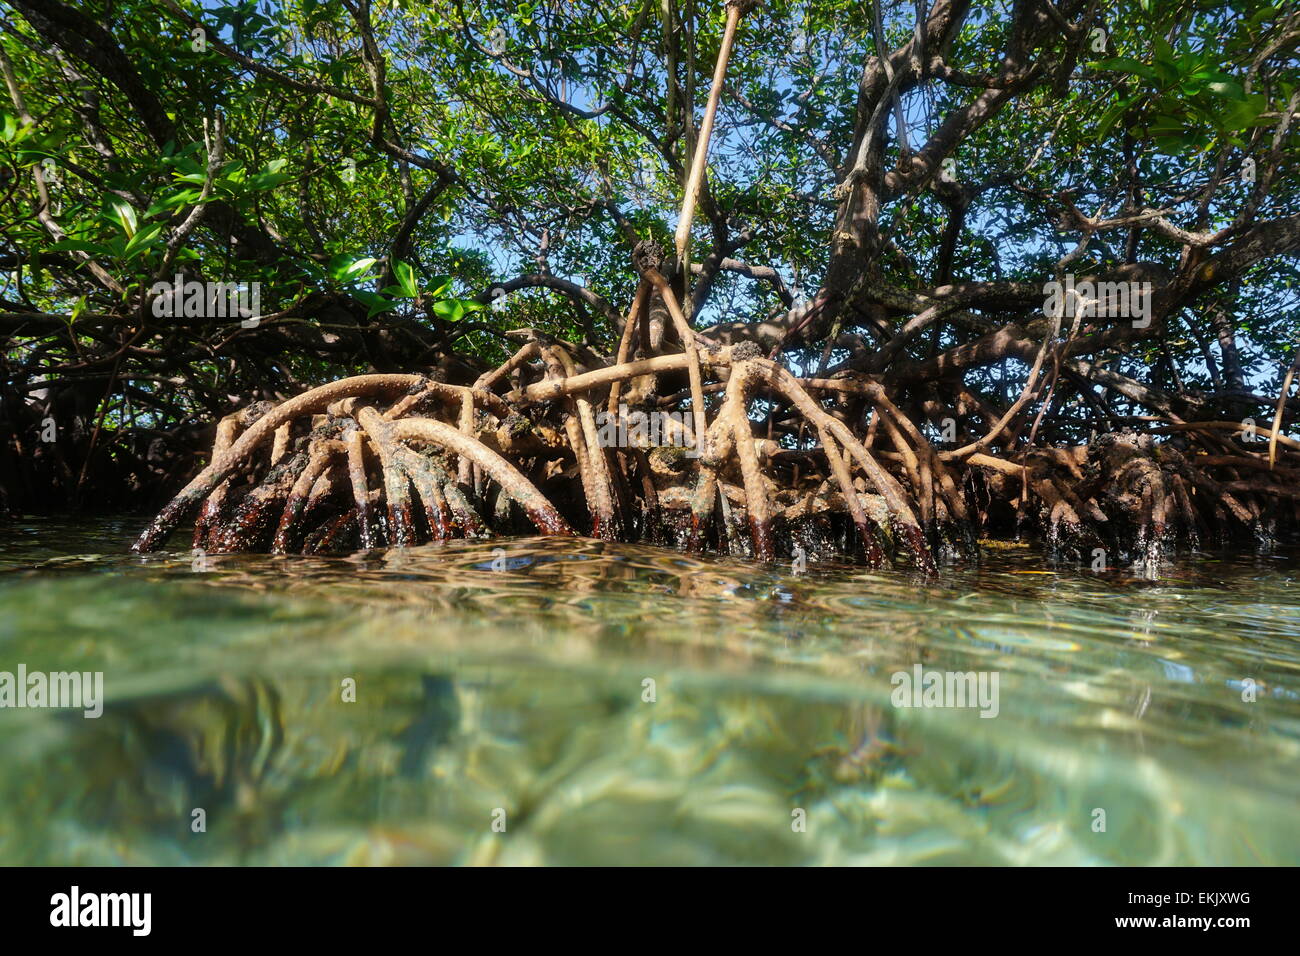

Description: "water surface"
1 517 1297 865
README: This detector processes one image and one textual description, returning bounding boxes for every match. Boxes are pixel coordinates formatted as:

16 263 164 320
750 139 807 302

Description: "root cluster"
132 288 1300 574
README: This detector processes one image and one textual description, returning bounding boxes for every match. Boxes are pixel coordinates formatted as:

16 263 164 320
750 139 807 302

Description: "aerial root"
134 346 1296 572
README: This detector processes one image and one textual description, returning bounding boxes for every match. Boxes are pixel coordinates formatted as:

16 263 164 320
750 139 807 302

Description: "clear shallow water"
0 517 1297 865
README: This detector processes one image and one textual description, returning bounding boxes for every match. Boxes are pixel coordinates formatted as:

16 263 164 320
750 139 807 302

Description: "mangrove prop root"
134 338 1298 573
134 374 424 551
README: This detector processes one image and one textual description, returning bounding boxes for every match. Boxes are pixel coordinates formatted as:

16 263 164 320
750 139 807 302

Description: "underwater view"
2 517 1297 866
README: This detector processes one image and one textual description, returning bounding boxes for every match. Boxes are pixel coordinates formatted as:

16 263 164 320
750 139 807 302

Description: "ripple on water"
0 519 1298 864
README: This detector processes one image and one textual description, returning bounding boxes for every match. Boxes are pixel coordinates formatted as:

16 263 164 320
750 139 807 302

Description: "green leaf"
392 259 419 298
326 254 378 284
106 198 138 237
172 161 209 185
1092 57 1156 80
432 297 484 322
145 189 203 218
1152 37 1176 66
248 158 291 191
1095 96 1135 140
1151 38 1179 85
47 238 116 258
1248 5 1280 27
218 161 247 186
1220 96 1267 132
1205 79 1245 101
342 256 377 283
122 223 163 261
354 290 398 317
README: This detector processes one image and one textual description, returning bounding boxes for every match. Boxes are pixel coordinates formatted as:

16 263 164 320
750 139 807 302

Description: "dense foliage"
0 0 1297 512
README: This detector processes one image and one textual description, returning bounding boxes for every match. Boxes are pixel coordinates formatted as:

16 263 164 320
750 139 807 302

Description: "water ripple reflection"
0 518 1297 865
